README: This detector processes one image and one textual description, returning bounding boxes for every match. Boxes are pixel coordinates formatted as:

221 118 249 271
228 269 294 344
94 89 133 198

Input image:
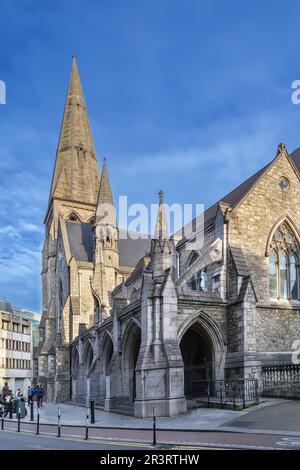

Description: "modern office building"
0 300 39 394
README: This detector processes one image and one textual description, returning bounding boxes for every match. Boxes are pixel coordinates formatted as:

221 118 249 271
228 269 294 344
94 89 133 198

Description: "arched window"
68 213 80 222
290 254 299 300
94 297 101 324
188 252 199 267
268 222 299 300
188 269 207 291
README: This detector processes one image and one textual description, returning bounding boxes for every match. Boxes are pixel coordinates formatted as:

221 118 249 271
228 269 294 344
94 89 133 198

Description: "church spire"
96 158 116 227
154 190 169 240
49 56 100 206
97 158 114 207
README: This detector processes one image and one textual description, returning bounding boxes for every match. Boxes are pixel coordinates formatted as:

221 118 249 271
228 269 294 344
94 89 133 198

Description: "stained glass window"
269 222 299 300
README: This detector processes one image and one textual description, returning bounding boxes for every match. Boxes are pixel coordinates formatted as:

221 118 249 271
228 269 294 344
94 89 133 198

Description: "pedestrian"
27 385 33 406
16 388 21 398
39 385 44 407
2 382 9 398
34 385 41 408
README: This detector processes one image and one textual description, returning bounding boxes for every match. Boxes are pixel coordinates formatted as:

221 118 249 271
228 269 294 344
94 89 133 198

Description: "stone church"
38 58 300 417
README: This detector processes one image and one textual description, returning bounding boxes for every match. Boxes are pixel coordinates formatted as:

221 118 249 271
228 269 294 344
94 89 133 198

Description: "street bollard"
152 407 157 446
36 413 40 435
84 409 89 440
1 417 4 430
9 403 13 420
207 383 210 409
30 402 34 421
90 400 95 424
17 412 21 432
57 407 61 438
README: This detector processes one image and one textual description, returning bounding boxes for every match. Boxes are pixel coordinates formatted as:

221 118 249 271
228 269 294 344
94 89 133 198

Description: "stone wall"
228 151 300 304
256 307 300 352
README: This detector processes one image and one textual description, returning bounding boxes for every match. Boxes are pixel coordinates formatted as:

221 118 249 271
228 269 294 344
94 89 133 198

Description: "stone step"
110 400 134 416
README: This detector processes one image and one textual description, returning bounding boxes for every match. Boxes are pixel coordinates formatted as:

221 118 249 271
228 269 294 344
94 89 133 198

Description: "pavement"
2 398 299 450
20 398 300 434
223 399 300 432
21 400 248 429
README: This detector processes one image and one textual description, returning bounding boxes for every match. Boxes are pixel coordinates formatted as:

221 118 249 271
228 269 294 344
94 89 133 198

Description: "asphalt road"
0 430 152 450
225 400 300 431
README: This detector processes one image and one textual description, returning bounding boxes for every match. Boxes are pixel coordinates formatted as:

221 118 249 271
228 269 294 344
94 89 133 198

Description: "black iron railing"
186 378 259 409
262 363 300 394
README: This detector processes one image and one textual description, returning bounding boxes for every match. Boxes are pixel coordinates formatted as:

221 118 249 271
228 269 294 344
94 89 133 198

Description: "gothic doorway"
180 323 213 398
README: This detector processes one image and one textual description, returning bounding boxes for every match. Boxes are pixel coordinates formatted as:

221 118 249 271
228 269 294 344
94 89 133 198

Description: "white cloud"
18 220 44 234
0 225 21 238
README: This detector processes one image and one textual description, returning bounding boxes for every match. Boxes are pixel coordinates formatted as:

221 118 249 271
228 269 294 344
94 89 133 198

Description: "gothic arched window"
68 212 81 222
188 252 199 267
94 297 101 324
188 269 207 291
268 222 299 300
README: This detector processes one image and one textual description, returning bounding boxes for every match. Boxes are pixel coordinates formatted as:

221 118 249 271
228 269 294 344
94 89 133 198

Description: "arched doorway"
102 333 113 375
72 348 79 377
180 322 213 398
122 321 141 402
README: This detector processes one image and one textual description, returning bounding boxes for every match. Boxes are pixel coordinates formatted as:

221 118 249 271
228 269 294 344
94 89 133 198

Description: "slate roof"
118 237 151 268
0 300 13 314
177 145 300 249
65 221 151 268
230 246 250 277
66 221 94 262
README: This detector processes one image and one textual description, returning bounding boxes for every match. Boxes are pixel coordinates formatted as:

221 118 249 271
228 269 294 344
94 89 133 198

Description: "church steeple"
96 158 116 227
93 158 119 315
97 158 114 207
154 190 169 240
152 191 175 278
49 56 100 207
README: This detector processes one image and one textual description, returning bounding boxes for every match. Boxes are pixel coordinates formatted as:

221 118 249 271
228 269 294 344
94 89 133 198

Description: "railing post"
57 407 61 438
84 408 89 440
232 383 236 410
90 400 95 424
9 403 13 420
242 380 246 409
207 383 210 408
36 413 40 435
17 413 21 432
152 407 157 446
220 382 223 408
30 402 34 421
255 378 259 402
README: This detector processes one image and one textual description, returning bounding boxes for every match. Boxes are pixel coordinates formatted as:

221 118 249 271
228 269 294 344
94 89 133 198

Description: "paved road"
0 430 152 450
224 400 300 432
2 420 300 449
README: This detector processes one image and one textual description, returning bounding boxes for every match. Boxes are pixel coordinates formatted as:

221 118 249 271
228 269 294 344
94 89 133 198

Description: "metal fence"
262 364 300 395
187 378 259 409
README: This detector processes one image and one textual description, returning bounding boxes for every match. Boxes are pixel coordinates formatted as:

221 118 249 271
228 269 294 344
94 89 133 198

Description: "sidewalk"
19 397 300 436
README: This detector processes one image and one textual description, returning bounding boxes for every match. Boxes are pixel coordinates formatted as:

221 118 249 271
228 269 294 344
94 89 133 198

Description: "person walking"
27 385 33 406
39 385 44 407
2 382 9 398
34 385 41 408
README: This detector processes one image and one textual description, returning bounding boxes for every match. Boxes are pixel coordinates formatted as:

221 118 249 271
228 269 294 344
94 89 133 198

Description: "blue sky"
1 0 300 311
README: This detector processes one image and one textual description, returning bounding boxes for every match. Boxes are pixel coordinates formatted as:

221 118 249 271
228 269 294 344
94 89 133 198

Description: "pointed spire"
97 158 114 206
95 159 116 227
154 190 169 240
49 57 100 204
57 56 95 155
